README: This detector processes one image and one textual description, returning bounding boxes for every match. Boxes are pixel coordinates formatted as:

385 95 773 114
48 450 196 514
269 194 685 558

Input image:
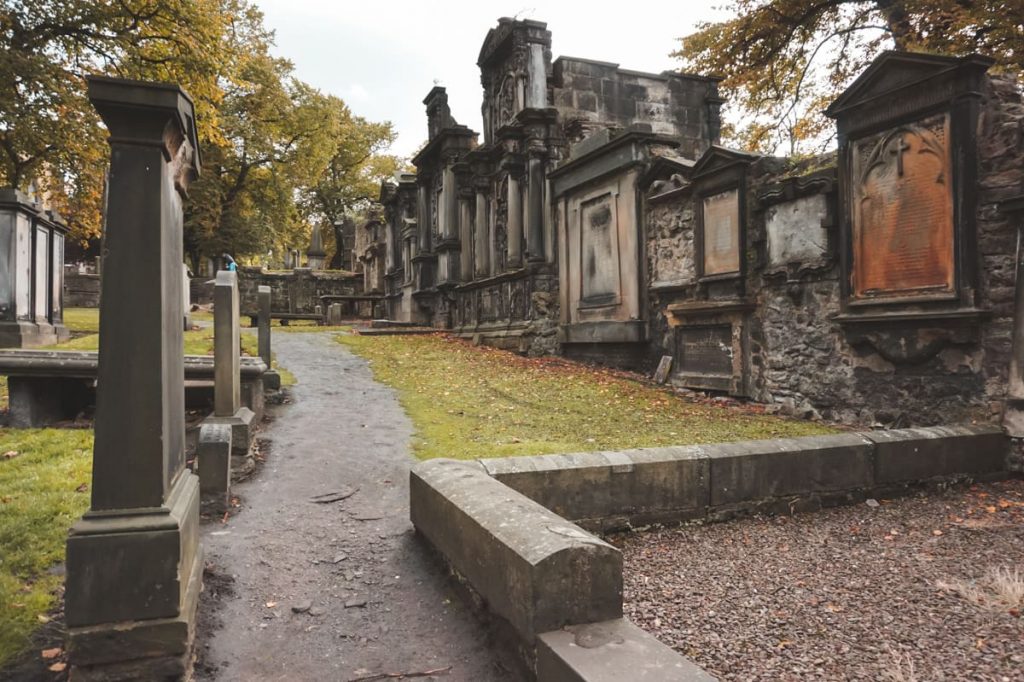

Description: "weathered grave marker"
258 284 281 389
64 75 202 680
653 355 673 385
205 270 256 471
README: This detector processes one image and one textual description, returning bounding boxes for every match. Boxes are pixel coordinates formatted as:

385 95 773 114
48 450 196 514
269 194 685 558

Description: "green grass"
61 308 100 334
45 328 259 357
337 333 837 460
0 429 93 666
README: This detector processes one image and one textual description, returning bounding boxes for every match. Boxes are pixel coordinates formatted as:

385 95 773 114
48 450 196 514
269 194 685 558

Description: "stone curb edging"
410 425 1010 681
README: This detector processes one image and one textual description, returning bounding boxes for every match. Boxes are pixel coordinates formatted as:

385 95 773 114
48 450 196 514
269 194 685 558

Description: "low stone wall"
64 271 101 308
410 425 1011 681
481 426 1008 532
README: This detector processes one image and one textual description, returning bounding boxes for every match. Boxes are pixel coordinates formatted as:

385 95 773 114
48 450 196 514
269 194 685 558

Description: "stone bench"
0 350 268 427
244 311 323 327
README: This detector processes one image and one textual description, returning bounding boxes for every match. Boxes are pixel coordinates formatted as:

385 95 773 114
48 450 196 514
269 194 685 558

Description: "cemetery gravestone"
258 284 281 389
64 75 202 680
204 270 256 469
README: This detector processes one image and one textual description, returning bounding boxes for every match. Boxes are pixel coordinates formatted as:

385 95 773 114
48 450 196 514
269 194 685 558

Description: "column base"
0 320 59 348
66 473 202 681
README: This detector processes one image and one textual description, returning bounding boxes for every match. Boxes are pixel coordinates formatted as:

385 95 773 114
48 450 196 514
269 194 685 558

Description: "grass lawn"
337 333 837 460
47 325 259 357
0 428 93 667
61 308 100 334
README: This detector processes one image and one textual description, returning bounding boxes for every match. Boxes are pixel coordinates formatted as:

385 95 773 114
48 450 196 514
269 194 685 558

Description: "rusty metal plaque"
851 114 954 298
702 189 740 276
678 325 733 377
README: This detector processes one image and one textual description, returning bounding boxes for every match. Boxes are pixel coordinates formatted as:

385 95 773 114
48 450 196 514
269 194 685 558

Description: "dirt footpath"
197 331 517 681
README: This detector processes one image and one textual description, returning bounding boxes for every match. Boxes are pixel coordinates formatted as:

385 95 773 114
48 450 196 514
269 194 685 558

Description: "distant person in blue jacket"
223 253 238 272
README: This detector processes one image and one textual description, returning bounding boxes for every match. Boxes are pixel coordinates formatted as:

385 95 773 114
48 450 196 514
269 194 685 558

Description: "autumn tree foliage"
0 0 399 266
675 0 1024 155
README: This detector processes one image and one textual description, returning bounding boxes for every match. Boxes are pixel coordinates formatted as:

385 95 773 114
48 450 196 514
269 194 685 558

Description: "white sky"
254 1 725 159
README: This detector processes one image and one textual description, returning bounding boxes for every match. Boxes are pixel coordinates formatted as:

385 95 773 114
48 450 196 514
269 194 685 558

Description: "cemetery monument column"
65 76 202 680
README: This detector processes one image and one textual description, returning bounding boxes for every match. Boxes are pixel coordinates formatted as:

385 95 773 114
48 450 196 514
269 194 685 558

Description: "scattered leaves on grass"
337 333 836 460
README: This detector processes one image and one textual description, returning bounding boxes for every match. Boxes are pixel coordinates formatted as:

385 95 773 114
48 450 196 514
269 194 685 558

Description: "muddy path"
197 331 517 682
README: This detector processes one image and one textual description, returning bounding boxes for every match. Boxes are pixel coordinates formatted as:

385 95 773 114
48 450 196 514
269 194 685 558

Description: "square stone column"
507 174 523 268
65 76 203 681
204 270 255 465
474 190 490 278
257 284 280 389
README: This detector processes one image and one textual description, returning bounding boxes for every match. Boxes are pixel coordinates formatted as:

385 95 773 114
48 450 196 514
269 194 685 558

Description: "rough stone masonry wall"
644 77 1024 428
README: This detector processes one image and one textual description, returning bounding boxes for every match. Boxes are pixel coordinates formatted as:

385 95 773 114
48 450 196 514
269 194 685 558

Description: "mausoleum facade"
379 17 1024 430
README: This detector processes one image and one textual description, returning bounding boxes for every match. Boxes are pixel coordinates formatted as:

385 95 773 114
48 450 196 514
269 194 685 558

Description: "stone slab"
263 369 281 391
410 459 622 643
706 433 874 507
537 618 716 682
866 425 1007 484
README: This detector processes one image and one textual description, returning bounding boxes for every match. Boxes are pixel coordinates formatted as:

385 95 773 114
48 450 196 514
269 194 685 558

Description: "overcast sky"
253 1 725 158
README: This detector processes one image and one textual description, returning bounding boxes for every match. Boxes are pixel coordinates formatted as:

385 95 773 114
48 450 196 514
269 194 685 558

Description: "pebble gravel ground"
617 480 1024 681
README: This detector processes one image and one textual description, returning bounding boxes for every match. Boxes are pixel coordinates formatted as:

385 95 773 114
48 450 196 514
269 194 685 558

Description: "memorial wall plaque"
678 325 733 377
702 188 740 276
851 114 954 299
580 193 619 303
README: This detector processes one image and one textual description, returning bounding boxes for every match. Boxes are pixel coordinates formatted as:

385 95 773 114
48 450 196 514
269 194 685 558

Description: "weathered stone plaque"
766 193 828 267
580 193 618 302
678 325 733 377
851 114 954 298
702 188 740 276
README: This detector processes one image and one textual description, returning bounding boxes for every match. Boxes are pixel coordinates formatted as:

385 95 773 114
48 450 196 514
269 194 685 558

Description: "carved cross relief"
851 114 954 299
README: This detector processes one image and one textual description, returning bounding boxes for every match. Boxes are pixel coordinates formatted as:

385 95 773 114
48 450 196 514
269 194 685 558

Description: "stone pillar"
417 182 431 253
459 195 473 282
65 76 202 680
441 167 457 240
205 270 255 463
474 190 490 278
527 155 546 262
527 42 548 108
257 284 280 390
507 174 523 268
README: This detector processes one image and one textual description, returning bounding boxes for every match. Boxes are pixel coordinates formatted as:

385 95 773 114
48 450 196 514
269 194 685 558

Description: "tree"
675 0 1024 155
300 114 399 269
0 0 231 243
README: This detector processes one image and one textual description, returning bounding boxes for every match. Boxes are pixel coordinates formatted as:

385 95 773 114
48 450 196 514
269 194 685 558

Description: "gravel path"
619 480 1024 682
197 331 517 681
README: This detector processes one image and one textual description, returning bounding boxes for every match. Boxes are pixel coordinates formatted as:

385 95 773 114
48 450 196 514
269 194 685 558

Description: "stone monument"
204 270 256 472
0 189 70 347
257 284 280 389
64 75 202 680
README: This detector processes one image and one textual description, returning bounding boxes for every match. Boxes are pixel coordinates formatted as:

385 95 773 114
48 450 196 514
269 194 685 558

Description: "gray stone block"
707 433 873 507
482 446 709 530
537 618 716 682
410 459 622 643
65 473 200 628
197 423 232 499
263 369 281 391
867 425 1008 484
67 542 202 668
